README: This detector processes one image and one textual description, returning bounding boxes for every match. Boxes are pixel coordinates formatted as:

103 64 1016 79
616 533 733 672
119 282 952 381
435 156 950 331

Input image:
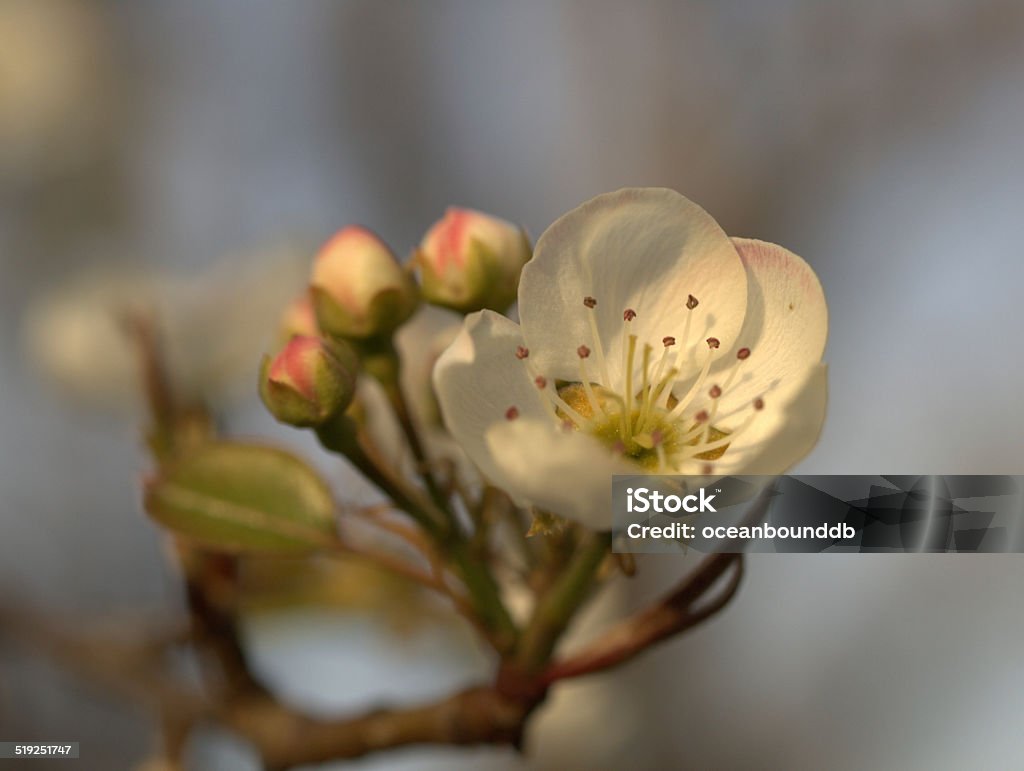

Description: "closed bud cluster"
415 207 531 313
311 226 419 340
259 335 358 427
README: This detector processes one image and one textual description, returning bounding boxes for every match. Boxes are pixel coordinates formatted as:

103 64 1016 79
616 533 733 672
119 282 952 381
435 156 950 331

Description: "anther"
583 296 597 308
612 440 626 455
662 336 676 347
623 308 637 321
505 406 520 420
702 463 714 475
651 429 664 447
534 375 547 389
754 397 765 411
561 420 575 432
706 337 720 349
577 345 591 359
686 294 699 310
515 345 529 359
695 409 709 423
709 384 722 399
737 347 751 360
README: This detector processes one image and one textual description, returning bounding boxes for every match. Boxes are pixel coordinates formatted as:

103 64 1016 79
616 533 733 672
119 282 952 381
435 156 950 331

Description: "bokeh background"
2 1 1024 768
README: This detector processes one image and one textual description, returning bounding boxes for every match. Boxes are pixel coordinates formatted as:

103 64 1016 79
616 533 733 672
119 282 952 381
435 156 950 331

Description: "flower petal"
485 419 635 530
433 310 548 485
709 238 828 419
518 188 747 390
711 364 828 475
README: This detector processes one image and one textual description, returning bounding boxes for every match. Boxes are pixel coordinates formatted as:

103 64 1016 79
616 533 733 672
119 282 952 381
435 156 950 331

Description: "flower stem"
514 531 611 674
316 415 517 652
355 337 454 523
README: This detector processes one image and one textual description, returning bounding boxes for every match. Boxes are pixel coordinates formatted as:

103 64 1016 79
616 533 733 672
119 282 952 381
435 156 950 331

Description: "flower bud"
415 207 531 313
277 293 319 345
310 226 419 339
259 335 357 427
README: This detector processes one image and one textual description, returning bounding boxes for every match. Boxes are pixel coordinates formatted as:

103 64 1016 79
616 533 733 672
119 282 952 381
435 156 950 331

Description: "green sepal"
144 441 339 554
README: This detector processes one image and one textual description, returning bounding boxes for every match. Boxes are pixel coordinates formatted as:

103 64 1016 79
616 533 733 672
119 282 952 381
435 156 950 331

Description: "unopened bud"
415 207 531 313
259 335 357 427
277 293 319 345
310 226 419 340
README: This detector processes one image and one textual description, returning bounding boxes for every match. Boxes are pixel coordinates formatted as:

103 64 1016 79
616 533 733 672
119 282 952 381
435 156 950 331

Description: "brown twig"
541 484 774 684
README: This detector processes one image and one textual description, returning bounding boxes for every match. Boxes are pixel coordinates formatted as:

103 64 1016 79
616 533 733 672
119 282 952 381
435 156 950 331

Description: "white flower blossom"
434 188 828 529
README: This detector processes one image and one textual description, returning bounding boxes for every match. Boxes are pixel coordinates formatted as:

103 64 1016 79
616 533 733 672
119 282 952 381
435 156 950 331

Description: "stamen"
686 294 699 310
505 406 519 420
754 397 765 411
538 379 591 429
623 308 636 321
709 384 722 399
674 408 762 462
717 346 753 395
515 345 529 360
622 334 638 440
633 343 653 432
664 341 717 423
576 346 606 418
584 298 612 386
706 337 720 349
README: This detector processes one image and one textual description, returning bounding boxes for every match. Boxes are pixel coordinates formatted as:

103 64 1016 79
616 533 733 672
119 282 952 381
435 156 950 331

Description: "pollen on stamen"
623 308 637 321
515 345 529 360
695 409 709 423
706 337 720 349
662 336 676 347
754 397 765 411
534 375 547 389
505 406 520 420
737 347 751 360
709 384 722 399
686 294 699 310
577 344 591 359
583 296 597 308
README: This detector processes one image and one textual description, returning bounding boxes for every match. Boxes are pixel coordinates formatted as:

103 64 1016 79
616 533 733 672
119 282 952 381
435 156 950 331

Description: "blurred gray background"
2 1 1023 768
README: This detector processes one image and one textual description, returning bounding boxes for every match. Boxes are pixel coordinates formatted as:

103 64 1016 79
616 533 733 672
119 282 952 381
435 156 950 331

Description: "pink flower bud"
310 226 419 339
259 335 357 427
415 207 531 313
277 293 319 344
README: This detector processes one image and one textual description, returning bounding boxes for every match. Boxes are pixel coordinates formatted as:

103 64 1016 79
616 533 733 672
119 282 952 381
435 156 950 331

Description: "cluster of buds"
261 208 530 427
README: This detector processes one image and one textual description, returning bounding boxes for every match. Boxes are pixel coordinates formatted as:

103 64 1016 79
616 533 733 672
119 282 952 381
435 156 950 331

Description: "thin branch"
541 484 774 684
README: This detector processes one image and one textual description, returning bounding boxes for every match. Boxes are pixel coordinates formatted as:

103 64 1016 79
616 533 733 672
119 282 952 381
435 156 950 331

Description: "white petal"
433 310 548 485
485 419 635 530
709 364 828 476
710 238 828 419
518 188 747 390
